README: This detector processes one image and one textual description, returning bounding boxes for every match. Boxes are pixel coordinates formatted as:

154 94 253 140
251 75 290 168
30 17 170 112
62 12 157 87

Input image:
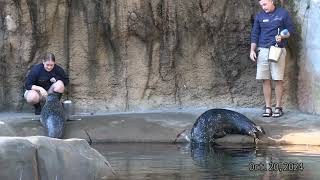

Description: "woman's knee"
25 91 40 104
53 80 65 93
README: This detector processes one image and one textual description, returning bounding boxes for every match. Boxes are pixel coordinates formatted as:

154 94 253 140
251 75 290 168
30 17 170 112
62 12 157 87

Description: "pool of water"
92 143 320 180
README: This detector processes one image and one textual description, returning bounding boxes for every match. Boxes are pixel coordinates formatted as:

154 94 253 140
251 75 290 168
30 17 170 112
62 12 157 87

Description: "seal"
40 92 65 138
190 109 265 144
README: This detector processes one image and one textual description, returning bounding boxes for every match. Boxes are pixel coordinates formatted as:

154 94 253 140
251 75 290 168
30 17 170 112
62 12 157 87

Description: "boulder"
0 136 115 180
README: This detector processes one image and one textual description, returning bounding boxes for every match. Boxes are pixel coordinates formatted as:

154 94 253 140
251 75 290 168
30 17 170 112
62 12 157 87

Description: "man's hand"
275 35 282 43
250 50 257 62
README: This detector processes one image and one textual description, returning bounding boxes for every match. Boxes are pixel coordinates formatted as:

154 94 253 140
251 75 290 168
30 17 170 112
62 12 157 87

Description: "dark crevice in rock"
113 0 123 66
172 5 180 105
52 0 61 31
104 161 117 176
124 74 129 111
199 0 204 14
154 0 179 105
34 148 41 180
174 73 182 106
142 41 154 99
198 0 214 14
286 45 299 108
0 4 6 110
83 0 99 96
98 0 121 77
26 0 41 63
159 0 178 78
55 147 65 180
286 1 305 110
84 129 93 145
12 0 23 20
207 0 234 103
64 0 72 99
140 1 159 99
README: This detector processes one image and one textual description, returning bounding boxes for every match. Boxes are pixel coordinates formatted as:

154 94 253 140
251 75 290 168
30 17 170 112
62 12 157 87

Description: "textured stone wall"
0 0 301 112
0 2 6 110
293 0 320 114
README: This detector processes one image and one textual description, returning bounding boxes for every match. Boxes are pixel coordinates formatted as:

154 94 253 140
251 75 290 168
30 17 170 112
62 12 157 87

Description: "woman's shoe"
34 103 42 115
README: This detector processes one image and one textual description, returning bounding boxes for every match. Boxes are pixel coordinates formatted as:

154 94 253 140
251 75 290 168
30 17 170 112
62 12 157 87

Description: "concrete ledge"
1 108 320 145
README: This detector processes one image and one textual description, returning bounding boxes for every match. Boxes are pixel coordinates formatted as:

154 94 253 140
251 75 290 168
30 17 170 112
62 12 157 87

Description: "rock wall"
0 3 6 110
0 0 301 112
293 0 320 114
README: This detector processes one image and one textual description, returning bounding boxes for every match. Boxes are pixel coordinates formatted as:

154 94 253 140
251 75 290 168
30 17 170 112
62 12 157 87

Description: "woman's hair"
258 0 283 7
43 52 55 62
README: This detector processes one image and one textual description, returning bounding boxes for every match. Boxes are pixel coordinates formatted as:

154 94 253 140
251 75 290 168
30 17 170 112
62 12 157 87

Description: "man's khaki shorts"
256 47 286 80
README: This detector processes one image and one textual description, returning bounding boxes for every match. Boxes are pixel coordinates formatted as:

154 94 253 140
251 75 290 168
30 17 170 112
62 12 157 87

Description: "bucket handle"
275 28 280 47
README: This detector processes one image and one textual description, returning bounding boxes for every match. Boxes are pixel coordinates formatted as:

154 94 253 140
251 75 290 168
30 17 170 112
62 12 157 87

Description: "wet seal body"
191 109 265 144
40 93 65 138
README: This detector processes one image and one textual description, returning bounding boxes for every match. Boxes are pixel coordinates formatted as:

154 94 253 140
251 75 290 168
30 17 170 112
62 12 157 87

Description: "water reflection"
191 144 254 165
190 143 313 179
92 143 320 180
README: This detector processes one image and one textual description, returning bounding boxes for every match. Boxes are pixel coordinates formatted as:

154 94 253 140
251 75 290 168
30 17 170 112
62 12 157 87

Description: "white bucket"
63 100 74 119
268 45 282 62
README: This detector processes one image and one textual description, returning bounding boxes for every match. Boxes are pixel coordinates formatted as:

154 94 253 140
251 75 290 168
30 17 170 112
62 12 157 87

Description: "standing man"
250 0 294 117
24 52 69 115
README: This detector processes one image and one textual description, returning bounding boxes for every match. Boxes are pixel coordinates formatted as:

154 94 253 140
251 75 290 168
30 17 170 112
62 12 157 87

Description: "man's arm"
250 15 260 62
250 43 258 62
279 10 295 41
251 15 260 46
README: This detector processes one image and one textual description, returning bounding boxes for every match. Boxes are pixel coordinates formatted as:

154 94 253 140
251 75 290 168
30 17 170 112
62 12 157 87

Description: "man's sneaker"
34 103 41 115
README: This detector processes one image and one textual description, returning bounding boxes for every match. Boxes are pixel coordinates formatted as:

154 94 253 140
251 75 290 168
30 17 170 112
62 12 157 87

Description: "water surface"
93 143 320 180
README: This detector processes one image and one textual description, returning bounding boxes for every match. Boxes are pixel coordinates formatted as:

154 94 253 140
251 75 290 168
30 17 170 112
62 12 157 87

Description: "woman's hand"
50 77 57 83
38 87 48 97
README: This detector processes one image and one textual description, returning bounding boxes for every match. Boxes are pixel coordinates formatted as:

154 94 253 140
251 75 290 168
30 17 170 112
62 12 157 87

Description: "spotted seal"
190 109 265 144
40 93 65 138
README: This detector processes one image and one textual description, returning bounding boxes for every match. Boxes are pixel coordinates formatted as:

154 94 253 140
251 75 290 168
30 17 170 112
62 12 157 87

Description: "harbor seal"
40 93 65 138
190 109 265 144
